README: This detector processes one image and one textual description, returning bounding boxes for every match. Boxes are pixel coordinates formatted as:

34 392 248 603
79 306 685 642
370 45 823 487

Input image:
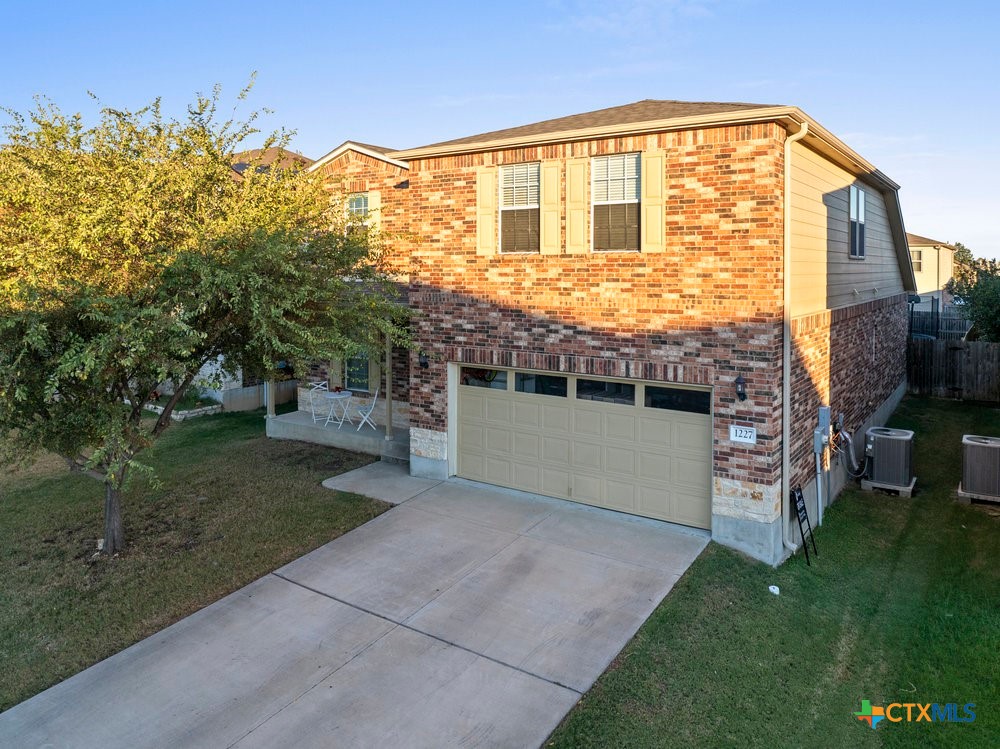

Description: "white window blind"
592 154 640 203
500 163 540 208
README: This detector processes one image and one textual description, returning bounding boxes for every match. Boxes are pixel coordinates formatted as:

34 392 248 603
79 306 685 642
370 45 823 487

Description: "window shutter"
540 162 561 255
566 158 588 254
368 190 381 230
476 166 497 255
640 150 666 253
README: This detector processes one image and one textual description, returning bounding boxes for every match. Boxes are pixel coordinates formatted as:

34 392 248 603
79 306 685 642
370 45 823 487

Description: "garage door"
457 367 712 529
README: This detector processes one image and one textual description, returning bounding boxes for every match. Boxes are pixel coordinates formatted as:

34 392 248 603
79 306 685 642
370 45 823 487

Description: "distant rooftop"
906 233 955 249
231 147 314 175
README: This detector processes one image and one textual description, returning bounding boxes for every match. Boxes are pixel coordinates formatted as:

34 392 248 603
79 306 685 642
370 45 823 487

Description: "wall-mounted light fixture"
734 374 747 402
418 351 429 369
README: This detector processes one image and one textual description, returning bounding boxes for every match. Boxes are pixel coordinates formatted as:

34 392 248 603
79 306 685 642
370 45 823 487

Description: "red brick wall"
312 150 412 397
407 124 787 490
790 294 908 487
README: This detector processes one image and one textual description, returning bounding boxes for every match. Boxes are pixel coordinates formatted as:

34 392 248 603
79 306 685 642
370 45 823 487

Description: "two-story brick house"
297 100 914 565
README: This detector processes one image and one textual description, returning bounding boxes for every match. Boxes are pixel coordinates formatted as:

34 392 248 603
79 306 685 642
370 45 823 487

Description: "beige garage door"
457 367 712 529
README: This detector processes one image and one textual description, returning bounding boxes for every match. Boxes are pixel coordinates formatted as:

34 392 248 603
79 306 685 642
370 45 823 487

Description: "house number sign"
729 424 757 445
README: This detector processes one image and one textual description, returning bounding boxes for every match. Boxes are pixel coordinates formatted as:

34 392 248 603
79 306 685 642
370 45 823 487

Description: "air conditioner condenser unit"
960 435 1000 500
864 427 915 494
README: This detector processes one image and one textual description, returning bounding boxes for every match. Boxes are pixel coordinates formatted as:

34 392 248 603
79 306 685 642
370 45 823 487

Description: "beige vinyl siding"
911 244 955 296
790 142 904 315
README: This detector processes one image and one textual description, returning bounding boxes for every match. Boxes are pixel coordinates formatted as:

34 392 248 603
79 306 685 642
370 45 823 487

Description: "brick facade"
306 117 911 564
407 124 789 522
790 294 909 489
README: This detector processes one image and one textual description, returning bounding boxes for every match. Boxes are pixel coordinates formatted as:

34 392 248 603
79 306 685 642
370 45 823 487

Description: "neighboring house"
289 100 915 565
231 146 314 177
906 233 955 311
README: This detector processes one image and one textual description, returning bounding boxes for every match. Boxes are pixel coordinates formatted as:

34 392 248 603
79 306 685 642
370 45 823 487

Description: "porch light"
734 374 747 402
418 351 429 369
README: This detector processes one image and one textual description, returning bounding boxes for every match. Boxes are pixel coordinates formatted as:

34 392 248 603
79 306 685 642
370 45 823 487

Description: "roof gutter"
782 120 809 557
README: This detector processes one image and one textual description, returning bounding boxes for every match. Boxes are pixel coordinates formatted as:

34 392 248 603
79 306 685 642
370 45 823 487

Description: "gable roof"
906 233 955 250
309 141 409 173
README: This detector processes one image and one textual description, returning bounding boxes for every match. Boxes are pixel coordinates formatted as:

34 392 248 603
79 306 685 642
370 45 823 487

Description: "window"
912 248 923 272
576 379 635 405
500 163 540 252
849 185 866 259
348 192 369 218
644 386 711 415
345 355 370 392
592 154 640 251
515 372 567 397
460 367 508 389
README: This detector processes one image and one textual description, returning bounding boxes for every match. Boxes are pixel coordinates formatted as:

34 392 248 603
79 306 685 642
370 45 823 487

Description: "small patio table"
323 390 354 428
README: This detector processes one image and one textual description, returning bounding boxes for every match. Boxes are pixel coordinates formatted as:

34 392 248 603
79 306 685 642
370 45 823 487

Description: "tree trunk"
103 480 126 555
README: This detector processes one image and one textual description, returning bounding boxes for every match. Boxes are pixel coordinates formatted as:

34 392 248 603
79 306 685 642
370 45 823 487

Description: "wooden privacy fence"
908 339 1000 402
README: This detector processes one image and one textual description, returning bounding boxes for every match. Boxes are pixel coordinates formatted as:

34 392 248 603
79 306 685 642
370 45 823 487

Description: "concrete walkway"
0 463 708 749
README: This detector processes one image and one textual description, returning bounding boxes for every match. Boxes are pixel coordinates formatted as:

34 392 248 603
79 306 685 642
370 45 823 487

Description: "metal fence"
909 307 972 340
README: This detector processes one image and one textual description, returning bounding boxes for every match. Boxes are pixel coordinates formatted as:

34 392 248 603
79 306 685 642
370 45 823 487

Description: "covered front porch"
265 409 410 462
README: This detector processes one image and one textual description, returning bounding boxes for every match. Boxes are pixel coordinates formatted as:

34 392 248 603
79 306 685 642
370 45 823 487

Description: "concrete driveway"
0 462 707 748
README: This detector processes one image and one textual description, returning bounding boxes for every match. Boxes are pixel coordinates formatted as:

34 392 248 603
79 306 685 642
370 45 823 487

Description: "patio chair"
353 388 379 431
308 381 329 423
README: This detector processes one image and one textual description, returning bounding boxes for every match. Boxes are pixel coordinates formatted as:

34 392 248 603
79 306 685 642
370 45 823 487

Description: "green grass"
0 407 384 711
548 396 1000 748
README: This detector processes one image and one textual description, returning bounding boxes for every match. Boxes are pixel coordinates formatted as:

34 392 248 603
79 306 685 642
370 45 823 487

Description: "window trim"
498 162 541 254
849 185 866 260
591 153 641 252
911 248 923 273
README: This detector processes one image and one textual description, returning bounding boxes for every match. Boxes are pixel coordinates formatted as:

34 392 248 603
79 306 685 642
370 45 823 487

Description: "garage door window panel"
644 386 711 415
461 367 508 389
515 372 567 397
576 378 635 405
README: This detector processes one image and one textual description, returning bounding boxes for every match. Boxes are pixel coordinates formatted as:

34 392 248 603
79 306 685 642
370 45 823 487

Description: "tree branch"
62 454 106 482
151 371 196 437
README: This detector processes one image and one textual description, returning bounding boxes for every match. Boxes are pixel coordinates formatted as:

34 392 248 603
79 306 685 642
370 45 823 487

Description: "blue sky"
3 0 997 257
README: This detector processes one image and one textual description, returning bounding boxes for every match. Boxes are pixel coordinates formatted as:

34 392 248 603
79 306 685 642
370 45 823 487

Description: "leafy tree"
0 85 408 554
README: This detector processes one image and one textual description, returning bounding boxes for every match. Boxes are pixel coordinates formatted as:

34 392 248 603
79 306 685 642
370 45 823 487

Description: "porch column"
384 333 393 441
265 378 276 418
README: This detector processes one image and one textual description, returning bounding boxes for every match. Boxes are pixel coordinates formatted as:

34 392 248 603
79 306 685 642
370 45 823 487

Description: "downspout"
782 121 809 555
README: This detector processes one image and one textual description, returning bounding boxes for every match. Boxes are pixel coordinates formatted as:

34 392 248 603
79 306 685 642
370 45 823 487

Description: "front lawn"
0 408 385 711
549 396 1000 748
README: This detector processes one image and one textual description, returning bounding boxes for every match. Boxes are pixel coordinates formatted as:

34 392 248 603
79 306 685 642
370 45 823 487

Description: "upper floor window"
911 248 923 272
849 185 866 259
348 192 369 218
500 162 540 253
592 154 640 251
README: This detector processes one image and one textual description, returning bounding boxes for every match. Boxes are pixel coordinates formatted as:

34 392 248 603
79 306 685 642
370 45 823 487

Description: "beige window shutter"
540 162 562 255
640 151 666 253
476 166 498 255
368 190 382 230
565 158 589 254
328 359 343 388
368 357 382 393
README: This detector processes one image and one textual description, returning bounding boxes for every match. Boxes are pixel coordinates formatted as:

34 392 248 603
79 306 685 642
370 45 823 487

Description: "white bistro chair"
353 388 379 431
308 381 329 423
